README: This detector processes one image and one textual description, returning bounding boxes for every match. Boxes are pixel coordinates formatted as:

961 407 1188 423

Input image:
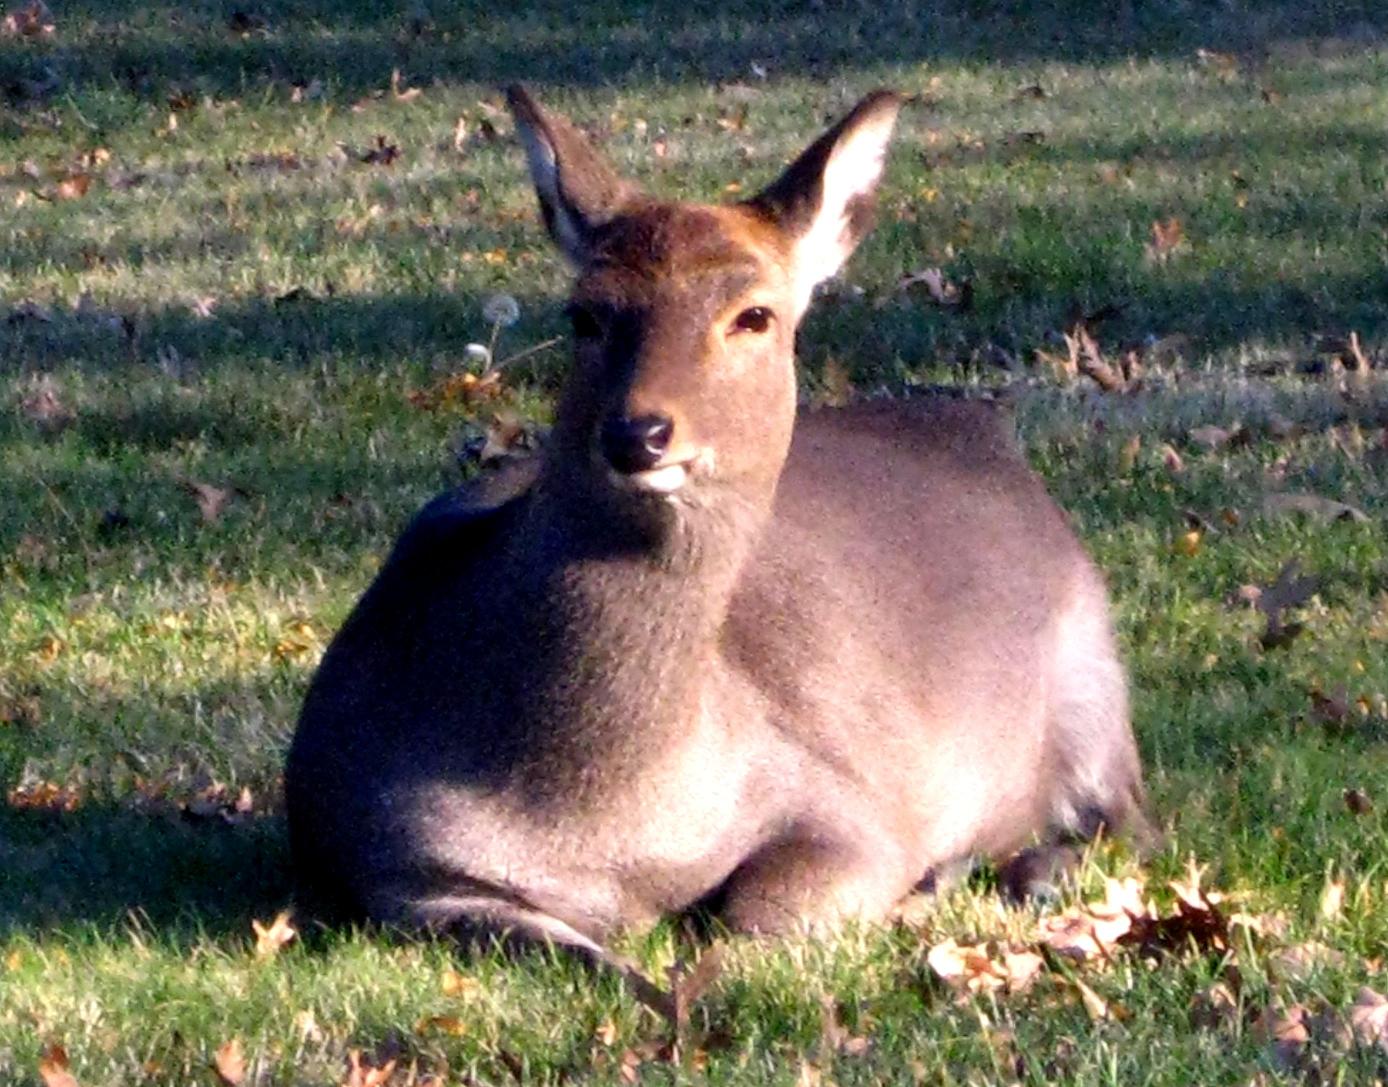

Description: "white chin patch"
625 463 689 494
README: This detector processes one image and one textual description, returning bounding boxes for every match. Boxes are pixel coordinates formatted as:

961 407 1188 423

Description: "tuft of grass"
4 1 1388 1083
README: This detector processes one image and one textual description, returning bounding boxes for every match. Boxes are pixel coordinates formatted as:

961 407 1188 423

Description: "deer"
285 86 1146 957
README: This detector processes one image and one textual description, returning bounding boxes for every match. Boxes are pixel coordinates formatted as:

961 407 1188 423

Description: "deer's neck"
499 470 768 792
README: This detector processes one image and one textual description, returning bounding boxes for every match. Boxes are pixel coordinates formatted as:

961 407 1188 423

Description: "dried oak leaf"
1254 1003 1312 1071
1187 424 1249 451
2 0 53 37
19 375 75 434
176 478 246 524
251 910 297 957
1268 940 1345 982
342 1049 396 1087
361 135 401 166
213 1038 246 1086
1145 217 1185 264
38 1043 79 1087
896 267 973 311
1263 492 1369 523
1038 876 1150 963
1350 987 1388 1055
1063 322 1127 393
926 938 1039 997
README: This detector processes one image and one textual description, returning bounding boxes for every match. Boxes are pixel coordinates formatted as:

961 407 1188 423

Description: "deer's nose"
601 413 674 474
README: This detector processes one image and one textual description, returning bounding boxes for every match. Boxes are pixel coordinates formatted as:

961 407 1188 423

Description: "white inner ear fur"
788 110 897 317
515 121 587 265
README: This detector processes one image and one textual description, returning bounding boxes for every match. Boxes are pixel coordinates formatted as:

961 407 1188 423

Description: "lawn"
3 0 1388 1083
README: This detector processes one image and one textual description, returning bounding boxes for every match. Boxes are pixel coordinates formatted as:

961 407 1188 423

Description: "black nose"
601 413 674 474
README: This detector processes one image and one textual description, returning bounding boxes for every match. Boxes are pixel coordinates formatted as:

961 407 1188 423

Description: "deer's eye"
566 305 604 341
729 306 774 335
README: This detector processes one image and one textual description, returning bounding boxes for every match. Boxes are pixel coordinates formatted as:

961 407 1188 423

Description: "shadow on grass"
0 0 1384 104
0 803 291 940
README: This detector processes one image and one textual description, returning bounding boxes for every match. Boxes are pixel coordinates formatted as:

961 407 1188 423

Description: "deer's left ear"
747 91 902 318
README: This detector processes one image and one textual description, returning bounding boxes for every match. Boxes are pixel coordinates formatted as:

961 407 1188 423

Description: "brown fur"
285 88 1145 947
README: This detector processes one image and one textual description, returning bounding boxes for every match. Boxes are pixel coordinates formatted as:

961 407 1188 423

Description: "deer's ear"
506 85 640 266
748 91 902 317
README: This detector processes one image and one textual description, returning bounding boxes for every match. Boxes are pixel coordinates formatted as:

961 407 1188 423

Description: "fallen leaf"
1173 530 1203 557
1190 981 1239 1030
19 375 75 435
8 779 81 813
1012 83 1046 100
440 968 479 997
896 267 973 310
1350 987 1388 1054
2 0 53 37
1255 1004 1311 1070
38 1043 79 1087
415 1015 467 1037
1187 424 1248 451
1268 940 1345 982
1075 978 1111 1021
251 910 297 957
1344 787 1373 815
1263 492 1369 523
1319 877 1345 920
1145 217 1185 263
361 136 401 166
342 1049 396 1087
52 173 92 200
1160 443 1185 474
214 1038 245 1086
176 478 242 524
390 68 422 103
1063 322 1127 392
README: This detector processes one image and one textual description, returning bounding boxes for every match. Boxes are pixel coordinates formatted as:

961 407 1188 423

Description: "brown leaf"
1145 217 1185 263
1190 981 1239 1030
38 1043 79 1087
1075 978 1113 1021
1268 940 1345 982
390 68 422 103
415 1015 467 1037
1263 492 1368 523
2 0 53 37
1064 322 1127 392
19 375 75 435
251 910 297 957
1344 787 1374 815
1255 1004 1311 1070
896 267 973 310
1012 83 1046 101
1159 443 1185 474
1039 875 1153 964
342 1049 396 1087
214 1038 246 1086
1350 987 1388 1054
361 136 401 166
176 478 242 524
1318 877 1345 920
53 173 92 200
1187 424 1249 451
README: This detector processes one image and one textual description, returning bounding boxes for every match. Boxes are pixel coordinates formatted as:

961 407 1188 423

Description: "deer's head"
508 87 902 509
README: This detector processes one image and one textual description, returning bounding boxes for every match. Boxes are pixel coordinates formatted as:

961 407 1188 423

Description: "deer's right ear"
506 85 638 266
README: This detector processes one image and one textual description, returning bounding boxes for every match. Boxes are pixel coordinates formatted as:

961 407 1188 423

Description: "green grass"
4 1 1388 1083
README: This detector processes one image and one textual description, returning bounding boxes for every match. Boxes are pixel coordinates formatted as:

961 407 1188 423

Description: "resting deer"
286 87 1146 953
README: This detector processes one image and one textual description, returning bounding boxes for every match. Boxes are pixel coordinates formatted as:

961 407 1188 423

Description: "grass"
3 0 1388 1082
